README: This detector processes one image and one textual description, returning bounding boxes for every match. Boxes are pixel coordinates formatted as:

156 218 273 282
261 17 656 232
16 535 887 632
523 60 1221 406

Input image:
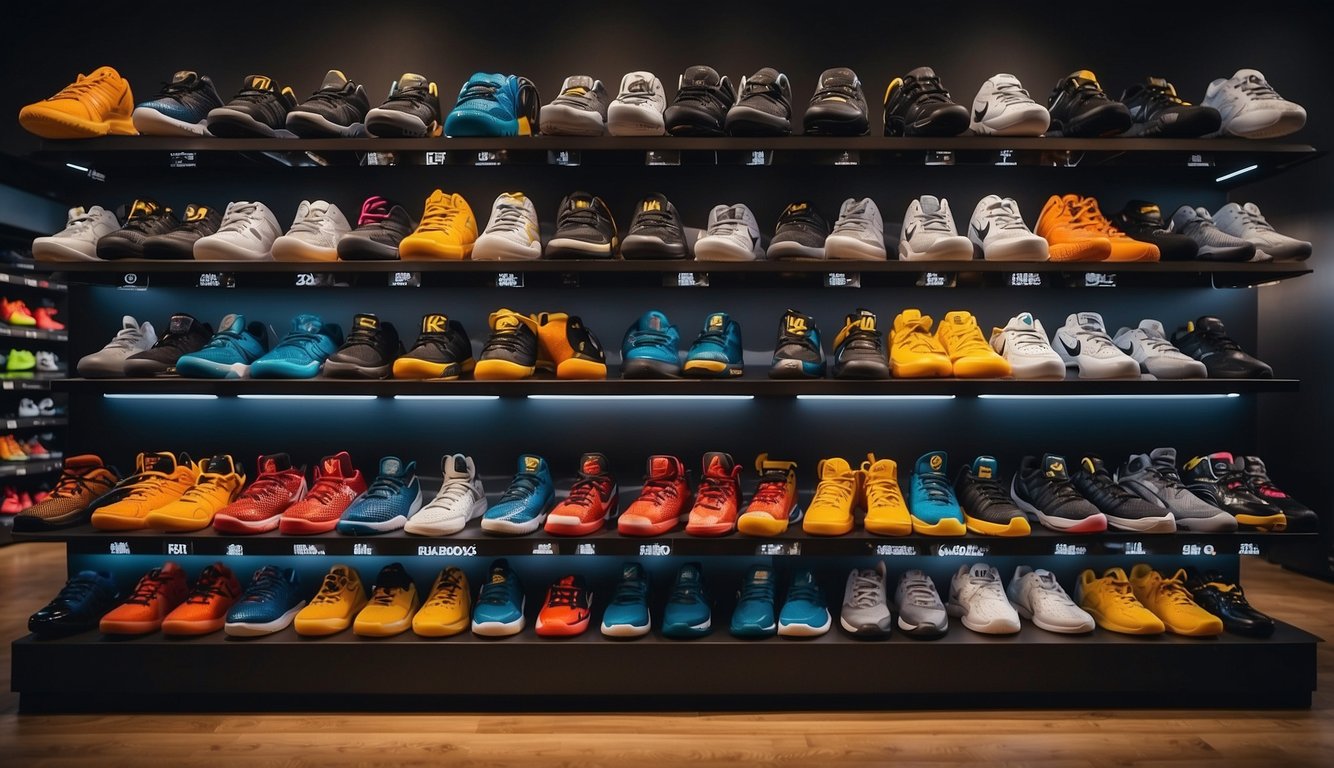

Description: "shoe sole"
898 237 974 261
802 517 854 536
952 358 1013 378
1105 513 1177 533
600 621 651 638
1221 111 1305 139
736 510 791 537
1046 240 1113 262
272 237 338 262
540 104 605 136
891 358 953 378
225 602 306 637
1174 511 1240 533
864 514 913 536
193 238 272 261
621 358 682 379
1084 607 1164 635
839 616 892 638
472 611 525 637
1014 603 1094 634
161 616 226 636
213 512 283 535
1055 104 1133 138
132 107 209 137
472 236 542 261
32 239 100 262
323 360 393 380
286 111 368 138
251 360 323 379
336 238 401 261
617 515 680 536
98 618 164 635
366 109 438 138
621 235 688 260
398 239 473 260
412 616 469 637
143 511 218 532
206 109 297 138
392 357 472 380
981 238 1050 261
777 616 831 638
535 616 592 637
910 515 968 536
175 358 251 379
1010 489 1109 533
556 357 608 380
89 512 151 531
19 106 136 139
606 118 666 136
896 616 947 639
945 603 1021 635
725 106 791 136
770 358 826 379
767 241 826 260
480 514 546 535
964 514 1032 537
693 239 759 262
1127 110 1221 138
1235 511 1287 531
546 238 615 260
474 358 535 380
405 497 487 536
832 359 890 380
337 515 409 535
684 520 735 537
278 517 340 535
823 235 888 261
682 359 743 378
294 616 354 637
544 512 609 536
353 615 414 637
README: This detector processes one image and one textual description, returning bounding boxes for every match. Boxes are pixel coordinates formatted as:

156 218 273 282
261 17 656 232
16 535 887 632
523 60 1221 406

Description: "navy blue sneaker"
481 454 554 535
662 562 712 638
250 314 343 379
132 71 224 136
730 565 778 638
600 563 651 638
224 566 304 637
174 313 269 379
769 309 825 379
778 570 832 637
472 559 526 636
28 570 119 637
336 456 423 535
684 312 744 378
621 310 681 378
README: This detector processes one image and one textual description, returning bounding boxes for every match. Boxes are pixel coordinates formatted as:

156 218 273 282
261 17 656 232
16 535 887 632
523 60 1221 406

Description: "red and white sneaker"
544 452 618 536
279 451 366 535
617 455 691 537
214 453 309 534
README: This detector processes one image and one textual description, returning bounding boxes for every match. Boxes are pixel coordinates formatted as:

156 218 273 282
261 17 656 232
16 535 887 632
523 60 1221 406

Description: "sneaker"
145 454 247 532
272 201 353 262
540 75 608 136
618 455 691 536
286 69 370 137
840 563 892 638
17 398 38 418
601 563 651 638
1076 568 1164 635
894 570 948 639
726 68 792 136
143 204 222 259
1054 312 1140 379
544 452 617 536
250 314 343 379
1241 456 1317 532
1202 69 1306 139
161 563 242 636
212 453 308 535
406 454 488 536
968 195 1049 261
607 71 666 136
737 454 799 537
862 454 911 536
1183 452 1286 530
34 349 60 371
621 194 688 260
366 73 442 137
956 456 1030 537
392 313 473 380
97 200 179 259
1116 448 1236 532
1167 206 1256 261
664 65 735 136
1112 320 1207 379
336 456 422 535
730 565 777 638
337 197 418 260
445 73 540 137
472 559 526 636
1007 566 1094 634
278 452 368 534
802 457 858 536
481 454 554 535
19 66 136 138
778 571 831 638
947 563 1020 635
890 309 952 378
474 309 540 380
1110 201 1200 261
662 562 712 638
1121 76 1221 137
771 309 827 379
547 192 618 259
1046 70 1132 137
1035 195 1113 262
803 67 869 135
122 313 211 376
473 193 542 260
1171 316 1273 378
224 566 305 637
1184 569 1275 638
206 75 298 138
413 567 471 637
353 563 419 637
685 452 741 536
969 73 1050 136
767 201 829 260
325 313 404 379
294 564 367 637
1071 456 1176 533
907 451 966 536
6 350 36 374
621 310 681 378
883 66 970 136
936 310 1011 378
898 196 972 261
1212 202 1311 261
398 191 478 260
825 198 887 261
535 575 593 637
1011 454 1107 533
34 308 62 333
12 455 120 532
1129 565 1223 636
99 562 188 635
174 313 269 379
28 570 119 637
693 204 763 261
683 312 743 378
33 206 121 261
192 201 282 260
88 451 199 531
3 300 36 327
1076 195 1160 261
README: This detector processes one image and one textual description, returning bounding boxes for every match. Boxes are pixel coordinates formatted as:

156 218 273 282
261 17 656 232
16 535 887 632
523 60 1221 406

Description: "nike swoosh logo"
905 225 918 241
1115 343 1135 356
973 104 988 122
1060 339 1081 357
973 222 991 241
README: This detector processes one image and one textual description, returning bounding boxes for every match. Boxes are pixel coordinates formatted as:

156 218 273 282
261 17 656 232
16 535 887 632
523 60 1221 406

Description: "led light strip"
1215 164 1258 183
526 394 755 401
392 395 501 401
236 394 377 401
795 394 956 401
977 393 1240 401
102 393 218 401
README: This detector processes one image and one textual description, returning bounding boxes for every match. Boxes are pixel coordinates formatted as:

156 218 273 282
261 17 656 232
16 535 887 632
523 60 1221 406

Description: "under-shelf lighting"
795 395 956 401
236 394 377 401
392 395 501 401
65 163 89 173
1215 164 1258 183
526 394 755 401
103 393 218 401
978 393 1240 401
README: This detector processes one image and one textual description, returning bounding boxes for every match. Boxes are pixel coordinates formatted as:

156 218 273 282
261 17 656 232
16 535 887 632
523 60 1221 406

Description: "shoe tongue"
517 454 545 475
1149 447 1177 467
493 311 524 332
702 452 735 477
907 66 938 80
1134 201 1165 224
704 312 728 332
64 454 104 472
681 65 721 87
1041 454 1069 480
170 71 200 87
441 454 471 479
1208 452 1236 476
1146 76 1172 90
291 313 323 334
749 67 780 84
1071 69 1100 85
565 192 595 212
1195 316 1226 333
840 309 874 333
556 575 578 589
641 311 671 332
1241 456 1266 477
1243 202 1263 216
1137 319 1167 339
320 452 352 478
1075 312 1105 332
121 315 139 332
791 570 814 587
1009 312 1037 330
578 452 609 478
419 313 447 333
319 69 351 90
182 204 211 222
243 74 276 92
622 563 642 580
647 455 680 480
128 199 160 220
217 313 245 336
561 75 596 93
258 453 291 474
639 193 670 213
397 72 429 91
942 311 973 329
1080 456 1109 477
969 563 992 580
750 567 772 583
353 313 380 332
918 195 942 214
168 313 198 336
916 451 947 476
678 566 700 585
378 456 408 478
204 455 236 475
820 67 858 88
140 451 178 474
1235 68 1265 83
971 456 998 480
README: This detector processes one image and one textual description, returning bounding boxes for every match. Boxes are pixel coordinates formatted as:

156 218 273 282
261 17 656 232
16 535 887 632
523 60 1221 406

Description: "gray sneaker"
1211 202 1312 262
894 569 948 639
1116 448 1238 532
1167 206 1258 262
76 315 157 378
839 562 892 638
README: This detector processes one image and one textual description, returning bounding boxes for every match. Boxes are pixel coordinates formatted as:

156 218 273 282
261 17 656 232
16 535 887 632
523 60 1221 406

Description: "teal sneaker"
250 314 343 379
600 563 651 638
729 565 777 638
662 562 712 638
778 569 831 637
444 73 540 137
175 313 269 379
908 450 967 536
480 454 554 535
621 310 681 379
471 559 526 637
335 456 423 535
683 311 743 378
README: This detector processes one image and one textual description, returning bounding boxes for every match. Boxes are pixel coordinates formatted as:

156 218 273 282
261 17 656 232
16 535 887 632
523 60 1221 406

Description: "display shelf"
0 375 55 391
0 515 12 546
0 324 67 343
0 270 66 292
0 458 62 478
2 415 66 430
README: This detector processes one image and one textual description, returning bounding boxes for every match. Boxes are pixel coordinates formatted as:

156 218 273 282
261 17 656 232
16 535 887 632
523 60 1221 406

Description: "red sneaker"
34 307 65 331
1 487 21 515
214 453 308 535
2 299 36 327
544 452 618 536
685 452 742 537
161 562 243 636
99 562 189 635
279 452 366 534
534 575 592 637
618 455 690 537
737 454 800 537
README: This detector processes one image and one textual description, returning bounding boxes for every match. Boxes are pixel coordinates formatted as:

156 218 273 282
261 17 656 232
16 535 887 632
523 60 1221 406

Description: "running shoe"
32 205 121 262
1071 456 1176 533
324 313 404 379
19 65 137 139
144 454 246 532
399 190 478 260
1184 568 1275 638
1054 312 1140 379
621 310 681 378
1171 316 1273 378
600 563 652 638
767 201 829 260
544 452 617 536
249 313 343 379
161 562 242 636
444 73 540 137
472 193 542 260
1182 452 1286 530
685 452 741 536
883 66 970 136
278 451 367 534
97 199 179 260
890 309 952 378
1240 455 1317 532
725 67 792 136
693 204 763 261
540 75 608 136
392 313 473 380
286 69 370 138
89 451 200 531
1111 320 1207 379
730 565 778 638
989 312 1065 380
535 575 593 637
1128 565 1223 637
472 559 525 637
947 563 1021 635
225 566 304 637
1010 454 1107 533
405 454 488 536
1076 567 1163 635
337 197 417 260
99 562 188 635
907 451 966 536
803 67 869 135
1116 448 1236 532
607 71 666 136
968 195 1049 261
336 456 422 535
481 454 554 535
1046 70 1131 137
969 73 1050 136
1121 76 1220 137
620 194 688 260
353 563 419 637
778 571 831 638
664 65 735 136
272 200 353 262
213 453 308 535
683 312 743 378
894 570 948 639
1035 194 1113 262
1202 69 1306 139
475 309 540 380
824 198 887 261
174 313 269 379
366 73 442 137
413 566 470 638
1168 206 1257 262
737 454 800 537
1058 195 1159 261
1111 201 1199 261
936 310 1011 378
294 564 367 637
618 455 691 537
546 192 618 260
862 454 911 536
898 196 972 260
536 312 607 380
12 455 119 532
206 75 297 137
955 456 1030 536
802 457 858 536
142 203 222 260
770 309 827 379
28 570 119 637
190 200 282 261
1212 202 1312 261
840 562 893 638
662 562 712 639
1007 566 1094 634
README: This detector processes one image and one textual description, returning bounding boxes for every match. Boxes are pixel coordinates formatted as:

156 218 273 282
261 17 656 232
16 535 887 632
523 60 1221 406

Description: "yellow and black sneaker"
474 309 540 380
391 313 472 380
537 313 606 380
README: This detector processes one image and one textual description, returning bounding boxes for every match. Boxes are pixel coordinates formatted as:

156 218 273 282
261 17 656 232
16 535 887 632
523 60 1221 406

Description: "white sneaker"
607 71 666 136
1202 69 1306 139
968 195 1049 261
404 454 488 536
1006 566 1094 634
897 196 972 260
38 398 57 416
824 198 887 261
969 74 1050 136
473 192 542 260
193 201 282 260
1113 320 1207 379
946 563 1021 635
272 201 352 262
1054 312 1141 379
990 312 1065 380
32 206 121 261
35 351 59 373
694 204 763 261
17 399 38 417
1211 202 1312 262
76 315 157 378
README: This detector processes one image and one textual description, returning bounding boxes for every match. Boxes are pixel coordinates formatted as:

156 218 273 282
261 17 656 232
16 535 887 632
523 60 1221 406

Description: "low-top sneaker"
366 72 442 137
540 75 608 136
621 194 688 260
547 192 618 259
132 70 224 136
398 190 479 260
174 313 269 379
662 562 712 638
481 454 554 535
956 456 1030 537
1112 319 1207 379
1116 448 1236 532
898 195 972 260
444 73 540 137
77 315 156 378
472 559 526 636
620 310 681 378
618 455 691 537
1212 202 1311 261
225 566 304 637
212 453 308 535
122 313 212 377
725 67 792 136
1011 454 1107 533
1168 206 1257 262
337 456 422 535
1171 316 1273 378
286 69 370 138
143 204 222 260
1111 201 1199 261
1071 456 1176 533
324 313 404 380
840 562 892 638
766 201 829 260
883 66 970 136
607 71 666 136
948 563 1021 635
278 452 367 535
685 452 741 537
1202 68 1306 139
1054 311 1140 379
1182 452 1286 530
824 198 886 261
206 75 297 138
1241 455 1317 532
272 200 353 262
1046 70 1131 137
683 311 743 378
337 197 418 261
97 199 178 259
737 454 800 537
249 313 342 379
989 312 1064 380
1121 76 1220 137
664 65 735 136
32 205 121 262
968 195 1048 261
474 309 540 380
405 454 488 536
600 563 651 638
730 565 777 638
803 67 868 135
894 570 948 639
192 200 282 261
969 73 1050 136
545 452 618 536
778 570 831 638
694 204 763 261
473 192 542 260
1007 566 1095 634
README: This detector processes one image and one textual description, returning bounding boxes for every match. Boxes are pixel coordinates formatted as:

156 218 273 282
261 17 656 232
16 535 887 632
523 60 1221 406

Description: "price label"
425 151 448 166
1239 542 1261 556
293 544 327 556
475 151 503 166
824 272 861 288
576 543 597 555
833 150 860 166
1053 543 1087 556
353 543 375 555
665 272 709 288
1186 153 1214 168
638 543 672 557
168 151 197 168
925 150 954 166
995 149 1017 167
294 272 321 287
1084 273 1117 288
531 542 557 555
495 272 524 288
165 542 193 556
917 272 956 288
873 544 920 556
197 272 234 288
388 271 421 287
109 542 132 555
548 150 580 167
646 150 681 166
1009 272 1043 287
119 273 148 290
746 150 771 166
225 544 245 557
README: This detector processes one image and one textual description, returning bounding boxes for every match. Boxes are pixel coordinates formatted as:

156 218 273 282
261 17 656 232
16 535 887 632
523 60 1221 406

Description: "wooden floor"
1 542 1331 767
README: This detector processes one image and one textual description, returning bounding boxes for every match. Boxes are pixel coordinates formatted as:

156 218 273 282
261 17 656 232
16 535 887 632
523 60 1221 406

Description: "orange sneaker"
278 452 367 534
99 562 188 635
1036 194 1114 262
536 312 608 380
2 299 37 327
535 575 593 637
34 307 65 331
544 452 618 536
89 452 201 531
685 452 742 537
161 563 243 636
737 454 799 537
617 455 691 537
1073 196 1160 262
145 454 247 532
19 66 138 139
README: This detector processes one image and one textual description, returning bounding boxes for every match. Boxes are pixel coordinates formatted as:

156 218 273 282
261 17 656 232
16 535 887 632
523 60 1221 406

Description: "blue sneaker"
730 565 777 638
908 450 967 536
684 312 743 378
472 559 526 636
600 562 651 638
662 562 712 638
224 566 304 637
769 309 826 379
621 310 681 378
28 570 119 637
250 314 343 379
132 71 225 136
336 456 423 535
778 570 831 637
444 73 540 137
175 313 269 379
480 454 554 535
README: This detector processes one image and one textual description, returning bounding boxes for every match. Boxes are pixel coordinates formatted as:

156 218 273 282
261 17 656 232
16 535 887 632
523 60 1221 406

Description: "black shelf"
0 458 62 478
2 416 66 430
0 324 67 343
0 270 67 293
0 376 55 392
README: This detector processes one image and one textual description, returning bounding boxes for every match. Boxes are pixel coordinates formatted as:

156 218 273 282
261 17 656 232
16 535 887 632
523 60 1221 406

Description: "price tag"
664 272 709 288
745 150 771 166
531 542 557 555
916 272 956 288
197 272 235 288
1239 542 1261 556
833 151 860 166
108 542 132 555
995 149 1018 167
637 543 672 557
168 151 197 168
824 272 861 288
1123 541 1146 556
646 150 681 166
425 151 449 166
935 543 989 558
293 544 327 556
1053 543 1088 556
388 271 421 287
576 543 597 555
165 541 193 556
925 150 954 166
352 543 375 555
294 272 323 287
1186 153 1214 168
495 272 524 288
872 543 920 556
1083 272 1117 288
119 273 148 290
548 150 581 167
474 151 504 166
1009 272 1043 287
225 544 245 557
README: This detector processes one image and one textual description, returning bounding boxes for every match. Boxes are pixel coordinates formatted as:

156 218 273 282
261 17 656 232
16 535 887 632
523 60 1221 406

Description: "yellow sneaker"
936 311 1012 378
861 454 911 536
1076 567 1165 635
802 458 859 536
891 309 952 378
737 454 799 537
536 312 608 380
474 309 542 380
398 190 478 260
144 455 246 532
89 452 201 531
19 66 137 139
295 564 368 636
1128 565 1224 636
353 563 419 637
412 566 471 637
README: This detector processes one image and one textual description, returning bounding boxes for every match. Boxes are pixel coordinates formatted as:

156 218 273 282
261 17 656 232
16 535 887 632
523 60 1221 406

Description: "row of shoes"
5 350 62 375
1 298 64 329
2 485 52 515
15 397 62 418
0 433 60 462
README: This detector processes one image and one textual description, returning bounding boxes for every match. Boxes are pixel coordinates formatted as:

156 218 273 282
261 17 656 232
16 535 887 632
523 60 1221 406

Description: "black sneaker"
206 75 298 138
546 192 618 259
766 201 829 259
830 308 888 379
1111 201 1199 261
664 65 736 136
392 313 474 380
1170 316 1273 378
1121 77 1221 138
539 75 609 136
537 312 608 378
1046 70 1132 137
1183 569 1275 638
286 69 371 138
323 313 403 379
1182 452 1285 530
1240 456 1317 532
141 204 222 260
726 68 792 136
1070 456 1176 533
769 309 826 379
883 67 970 137
96 199 179 259
476 310 540 378
123 313 213 376
131 70 224 136
366 73 442 137
336 197 418 261
955 456 1029 536
1010 454 1107 533
621 194 687 260
802 67 869 136
27 570 120 638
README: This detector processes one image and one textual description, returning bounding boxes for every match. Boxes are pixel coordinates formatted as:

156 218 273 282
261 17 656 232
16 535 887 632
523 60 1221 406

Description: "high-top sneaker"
536 312 607 380
206 75 298 137
336 197 418 260
133 70 224 136
122 313 213 376
391 313 473 380
213 454 309 534
325 313 405 380
770 309 826 379
278 452 367 534
737 454 800 537
474 309 540 380
545 453 619 536
832 308 888 379
367 73 443 137
1182 453 1286 531
686 452 742 537
883 66 970 136
1240 456 1317 532
97 200 178 259
480 454 555 535
618 456 691 536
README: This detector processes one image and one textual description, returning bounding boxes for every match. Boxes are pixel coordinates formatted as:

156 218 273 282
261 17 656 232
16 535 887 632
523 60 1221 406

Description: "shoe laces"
849 571 882 609
310 571 352 605
862 468 904 507
239 472 291 502
123 472 175 501
54 72 112 100
900 73 953 104
65 210 105 235
1035 471 1085 504
489 202 531 233
981 200 1028 231
363 473 409 500
341 324 381 351
778 207 827 233
357 198 392 227
610 577 647 606
967 475 1010 507
1084 471 1139 502
184 566 235 605
693 327 730 350
1136 332 1182 356
940 322 993 357
305 82 356 107
482 325 532 358
780 326 823 354
179 472 234 503
1148 572 1198 609
232 85 280 104
633 207 676 231
617 76 658 105
305 475 350 506
675 81 731 112
55 575 104 604
216 203 263 234
430 478 476 511
273 330 331 357
546 583 585 608
202 326 255 355
426 573 465 607
1066 197 1124 236
1237 76 1281 101
1194 327 1243 353
812 473 857 508
1234 206 1276 233
898 323 941 354
788 579 823 605
901 578 938 607
707 207 752 237
812 81 860 105
457 78 502 105
833 206 878 235
990 79 1034 105
738 578 774 603
1055 77 1111 107
694 475 736 511
914 208 955 234
1068 325 1120 355
1139 82 1187 108
1097 575 1142 607
499 473 542 503
627 328 674 352
668 578 703 604
740 77 786 105
124 569 170 605
385 82 434 109
152 78 204 100
50 469 102 499
917 473 953 504
564 476 610 509
751 475 791 506
477 574 515 606
559 201 608 231
420 200 467 233
369 584 405 607
288 207 337 236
